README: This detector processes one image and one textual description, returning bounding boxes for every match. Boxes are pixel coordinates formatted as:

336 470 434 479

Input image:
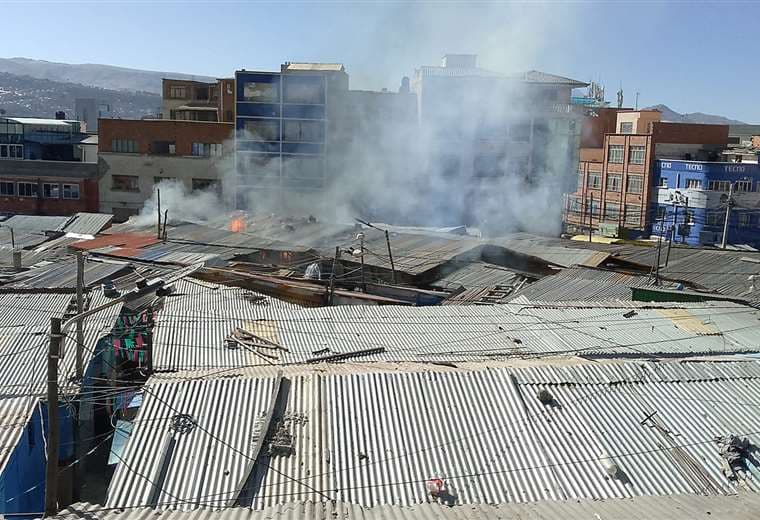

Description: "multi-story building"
653 159 760 247
565 110 728 238
0 116 100 215
98 118 233 221
161 78 235 122
233 63 349 209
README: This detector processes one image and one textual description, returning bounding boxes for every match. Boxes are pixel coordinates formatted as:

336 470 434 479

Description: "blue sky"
2 1 758 122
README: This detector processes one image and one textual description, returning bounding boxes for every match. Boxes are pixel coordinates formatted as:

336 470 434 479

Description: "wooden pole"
75 252 84 380
156 188 162 240
384 230 397 285
44 317 62 517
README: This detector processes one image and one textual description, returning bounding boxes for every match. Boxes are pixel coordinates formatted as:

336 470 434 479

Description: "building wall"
580 107 623 148
653 159 760 246
98 153 228 216
161 78 235 122
99 119 233 155
653 121 729 145
616 110 661 134
0 160 99 215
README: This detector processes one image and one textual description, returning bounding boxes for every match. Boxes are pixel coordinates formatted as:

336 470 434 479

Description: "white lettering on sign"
724 165 745 173
685 163 703 171
660 162 672 169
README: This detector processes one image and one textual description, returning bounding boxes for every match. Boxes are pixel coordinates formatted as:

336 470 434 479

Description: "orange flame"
229 216 246 233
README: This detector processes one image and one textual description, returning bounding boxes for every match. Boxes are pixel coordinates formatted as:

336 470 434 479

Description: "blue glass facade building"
652 159 760 246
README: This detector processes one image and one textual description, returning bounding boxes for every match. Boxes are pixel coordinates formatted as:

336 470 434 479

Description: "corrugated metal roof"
4 259 130 289
106 362 760 511
52 493 760 520
1 215 70 232
0 396 37 476
248 299 760 364
284 63 345 72
152 280 301 371
431 261 526 291
510 267 678 302
488 235 611 268
63 213 113 235
521 70 589 87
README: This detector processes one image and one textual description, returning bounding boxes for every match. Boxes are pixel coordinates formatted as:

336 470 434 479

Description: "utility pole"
75 252 84 380
359 233 366 292
654 212 664 284
45 317 62 517
163 209 169 240
384 230 397 285
156 188 162 240
9 227 14 249
328 246 339 305
588 192 594 243
681 197 689 245
721 182 734 249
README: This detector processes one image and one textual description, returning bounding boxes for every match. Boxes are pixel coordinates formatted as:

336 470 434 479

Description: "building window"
0 181 14 196
606 174 622 192
587 172 601 189
283 120 324 142
684 210 695 225
283 75 325 104
151 141 176 155
735 180 752 192
112 139 138 153
708 180 731 191
624 204 641 226
604 202 620 220
192 143 223 157
739 213 751 227
577 170 584 191
620 122 633 134
629 146 646 165
569 197 581 214
17 182 38 198
169 86 187 99
706 212 723 227
607 145 624 164
62 184 80 199
153 176 177 184
659 177 668 188
656 206 667 221
242 81 279 102
686 179 702 189
192 178 219 191
589 198 600 216
626 175 644 194
243 119 280 141
112 175 140 192
0 144 23 159
42 183 60 199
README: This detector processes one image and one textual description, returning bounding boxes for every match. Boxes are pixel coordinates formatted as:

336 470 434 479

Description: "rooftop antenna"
635 91 640 111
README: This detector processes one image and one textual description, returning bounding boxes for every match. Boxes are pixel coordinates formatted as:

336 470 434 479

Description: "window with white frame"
629 146 646 165
42 183 60 199
606 174 622 192
607 145 624 164
708 180 731 191
0 144 23 159
605 202 620 220
0 181 14 196
62 184 80 199
626 175 644 194
192 143 223 157
112 139 138 153
587 172 601 189
624 204 641 226
17 182 38 197
735 180 752 192
620 122 633 134
686 179 702 189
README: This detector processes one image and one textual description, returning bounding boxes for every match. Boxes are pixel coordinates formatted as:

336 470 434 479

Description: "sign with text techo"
657 160 760 177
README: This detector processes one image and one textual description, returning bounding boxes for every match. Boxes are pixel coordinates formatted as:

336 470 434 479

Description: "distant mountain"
0 72 161 119
0 57 215 94
645 104 745 125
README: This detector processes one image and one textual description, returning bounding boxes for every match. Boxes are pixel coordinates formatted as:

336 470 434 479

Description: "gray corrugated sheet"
51 494 760 520
431 261 525 291
241 299 760 364
152 279 301 371
510 267 678 302
105 362 760 511
62 213 113 235
0 214 71 232
488 234 611 268
106 376 278 509
0 227 51 250
0 396 38 476
4 259 130 289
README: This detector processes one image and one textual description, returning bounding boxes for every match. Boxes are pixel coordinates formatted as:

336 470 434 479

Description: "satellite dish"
720 194 729 205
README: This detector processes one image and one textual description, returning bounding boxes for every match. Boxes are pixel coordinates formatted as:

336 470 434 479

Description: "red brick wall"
580 108 627 149
653 122 729 145
0 178 98 215
98 119 234 155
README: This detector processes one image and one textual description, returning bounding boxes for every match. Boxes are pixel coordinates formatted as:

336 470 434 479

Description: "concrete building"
161 78 235 122
98 118 233 221
653 159 760 247
565 110 728 238
234 63 349 208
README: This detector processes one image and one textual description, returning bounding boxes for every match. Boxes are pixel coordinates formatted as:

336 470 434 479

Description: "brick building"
565 110 728 237
98 118 234 220
161 78 235 122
